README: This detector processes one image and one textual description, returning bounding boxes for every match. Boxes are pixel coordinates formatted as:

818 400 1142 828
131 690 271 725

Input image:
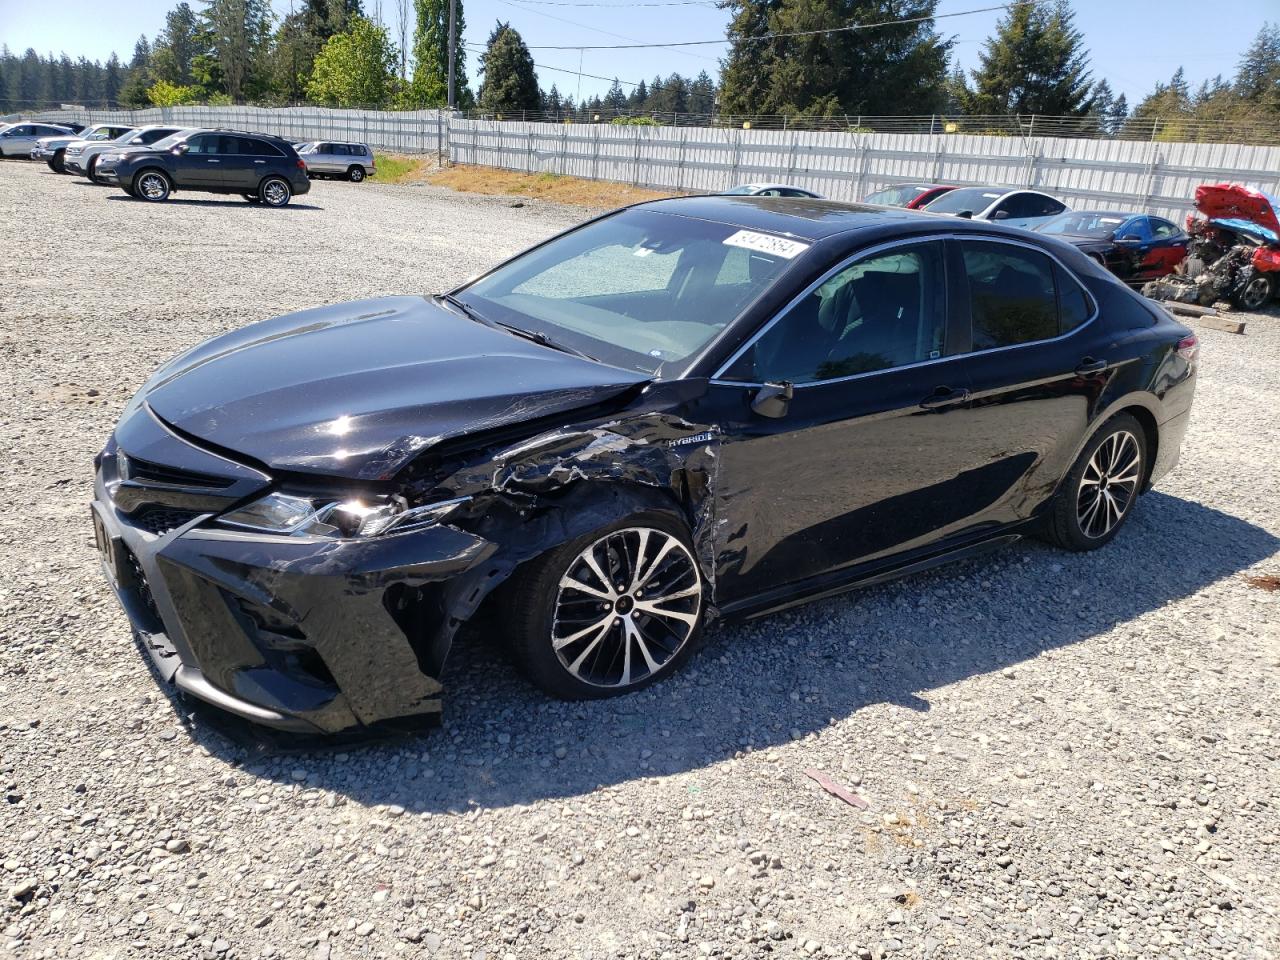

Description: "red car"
863 183 956 209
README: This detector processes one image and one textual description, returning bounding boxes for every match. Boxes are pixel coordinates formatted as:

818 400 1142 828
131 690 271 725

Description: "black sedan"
1036 210 1189 281
91 197 1198 733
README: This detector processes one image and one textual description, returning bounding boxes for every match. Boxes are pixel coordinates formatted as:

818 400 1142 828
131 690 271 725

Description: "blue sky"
0 0 1274 106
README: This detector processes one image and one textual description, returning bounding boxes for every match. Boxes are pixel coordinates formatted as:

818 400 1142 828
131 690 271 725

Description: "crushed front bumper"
92 416 497 733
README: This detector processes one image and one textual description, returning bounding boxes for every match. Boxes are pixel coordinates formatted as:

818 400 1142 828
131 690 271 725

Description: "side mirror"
172 143 188 155
955 210 973 219
751 380 793 419
991 209 1010 221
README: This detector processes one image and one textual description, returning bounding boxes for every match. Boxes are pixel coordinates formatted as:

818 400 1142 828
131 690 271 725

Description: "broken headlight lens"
218 492 468 538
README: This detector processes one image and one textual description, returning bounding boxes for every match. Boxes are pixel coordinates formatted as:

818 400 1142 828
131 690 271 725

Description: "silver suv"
34 124 132 173
0 122 74 158
297 141 376 182
67 125 187 181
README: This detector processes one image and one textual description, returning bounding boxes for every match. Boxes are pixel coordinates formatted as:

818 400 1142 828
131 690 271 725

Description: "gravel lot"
1 159 1278 960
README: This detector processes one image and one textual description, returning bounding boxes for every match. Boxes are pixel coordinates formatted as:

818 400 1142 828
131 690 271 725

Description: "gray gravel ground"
1 159 1279 960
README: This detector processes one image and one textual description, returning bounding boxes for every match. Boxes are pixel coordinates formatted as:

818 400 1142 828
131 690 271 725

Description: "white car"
722 183 824 199
0 122 75 158
66 125 189 181
922 186 1068 230
32 124 132 173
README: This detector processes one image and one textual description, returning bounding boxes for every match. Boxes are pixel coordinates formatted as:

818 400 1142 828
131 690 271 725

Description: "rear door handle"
919 386 970 410
1075 357 1108 375
254 159 265 163
207 159 220 163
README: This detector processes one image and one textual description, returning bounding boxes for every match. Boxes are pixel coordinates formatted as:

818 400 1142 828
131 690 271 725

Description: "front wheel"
134 169 171 202
86 156 99 182
1044 413 1146 551
48 150 66 173
1231 273 1274 311
259 176 291 207
506 513 704 699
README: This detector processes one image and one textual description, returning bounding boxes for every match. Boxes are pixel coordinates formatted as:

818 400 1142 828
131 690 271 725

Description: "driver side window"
725 242 947 384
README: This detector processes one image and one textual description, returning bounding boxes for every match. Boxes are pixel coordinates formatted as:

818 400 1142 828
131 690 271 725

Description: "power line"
494 0 720 63
517 0 1028 51
505 0 720 6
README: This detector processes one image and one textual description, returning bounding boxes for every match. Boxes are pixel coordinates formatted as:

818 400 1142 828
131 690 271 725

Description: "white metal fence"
37 105 1280 219
447 120 1280 221
44 105 449 155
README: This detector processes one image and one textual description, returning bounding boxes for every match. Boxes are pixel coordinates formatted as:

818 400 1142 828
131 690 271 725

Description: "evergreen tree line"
3 0 1278 144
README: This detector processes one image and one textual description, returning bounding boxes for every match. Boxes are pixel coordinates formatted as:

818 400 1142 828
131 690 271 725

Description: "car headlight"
67 146 82 155
218 492 469 538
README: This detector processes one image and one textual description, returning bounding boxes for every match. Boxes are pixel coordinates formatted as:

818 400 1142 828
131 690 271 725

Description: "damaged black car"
92 196 1199 733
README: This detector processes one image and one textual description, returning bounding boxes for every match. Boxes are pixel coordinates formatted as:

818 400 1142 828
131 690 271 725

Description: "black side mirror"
956 210 974 219
751 381 793 419
991 209 1010 221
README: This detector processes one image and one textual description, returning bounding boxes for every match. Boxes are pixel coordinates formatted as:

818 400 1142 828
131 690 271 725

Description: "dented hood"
1195 183 1280 244
140 295 648 480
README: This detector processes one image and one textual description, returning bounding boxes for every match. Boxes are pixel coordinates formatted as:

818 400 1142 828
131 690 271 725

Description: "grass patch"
428 164 675 207
373 154 433 184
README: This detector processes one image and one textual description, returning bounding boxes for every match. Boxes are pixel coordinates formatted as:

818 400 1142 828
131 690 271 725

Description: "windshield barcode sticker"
723 230 809 260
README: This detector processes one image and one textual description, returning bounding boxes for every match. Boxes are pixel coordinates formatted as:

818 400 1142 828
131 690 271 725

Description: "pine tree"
688 70 716 115
119 36 153 107
717 0 780 115
1235 23 1280 104
963 0 1093 116
629 78 647 109
544 83 562 116
152 3 203 86
604 78 627 113
199 0 274 102
103 53 124 104
407 0 471 107
477 22 539 114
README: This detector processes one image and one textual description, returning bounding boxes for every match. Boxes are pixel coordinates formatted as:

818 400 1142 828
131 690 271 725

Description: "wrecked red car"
1143 183 1280 310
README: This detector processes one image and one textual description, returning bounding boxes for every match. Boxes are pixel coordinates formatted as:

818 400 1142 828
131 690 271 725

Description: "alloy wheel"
262 179 290 206
1076 430 1142 540
1239 276 1272 311
138 172 168 201
350 166 365 182
552 527 701 689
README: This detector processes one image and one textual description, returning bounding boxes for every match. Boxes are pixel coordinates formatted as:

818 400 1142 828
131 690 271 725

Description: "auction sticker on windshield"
723 230 810 260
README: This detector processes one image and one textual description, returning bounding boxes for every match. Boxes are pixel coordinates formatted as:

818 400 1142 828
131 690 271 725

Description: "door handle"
207 159 220 163
254 160 265 163
1074 357 1108 375
919 386 970 410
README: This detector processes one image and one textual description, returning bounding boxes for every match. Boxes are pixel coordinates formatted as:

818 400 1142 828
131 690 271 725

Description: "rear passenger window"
333 144 350 156
961 242 1059 348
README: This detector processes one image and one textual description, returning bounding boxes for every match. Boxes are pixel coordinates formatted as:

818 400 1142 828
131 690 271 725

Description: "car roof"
640 195 952 242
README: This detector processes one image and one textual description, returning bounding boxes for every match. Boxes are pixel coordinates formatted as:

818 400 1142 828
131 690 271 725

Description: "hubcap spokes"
1077 430 1141 539
265 182 288 205
553 527 701 689
140 175 165 199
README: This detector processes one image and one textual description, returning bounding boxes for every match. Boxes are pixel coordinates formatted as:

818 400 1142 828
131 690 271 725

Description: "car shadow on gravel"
177 490 1278 811
103 196 323 210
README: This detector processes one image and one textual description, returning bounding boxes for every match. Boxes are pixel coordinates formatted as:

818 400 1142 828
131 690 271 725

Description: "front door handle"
254 159 266 163
919 386 970 410
1075 357 1108 375
207 159 220 163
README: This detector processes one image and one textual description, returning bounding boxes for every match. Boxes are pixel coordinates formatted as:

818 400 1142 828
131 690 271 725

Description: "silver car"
297 141 376 182
0 122 74 158
32 124 132 173
67 125 188 181
922 186 1069 231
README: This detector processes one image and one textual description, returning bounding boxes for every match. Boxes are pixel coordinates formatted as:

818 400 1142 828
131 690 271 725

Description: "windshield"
84 127 115 141
1037 211 1129 238
924 187 1003 215
865 185 929 206
457 209 801 376
146 132 185 150
723 185 760 195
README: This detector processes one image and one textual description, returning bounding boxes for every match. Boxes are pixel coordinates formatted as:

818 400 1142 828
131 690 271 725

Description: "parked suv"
97 130 311 206
33 124 132 172
0 122 75 158
67 125 187 181
297 141 375 181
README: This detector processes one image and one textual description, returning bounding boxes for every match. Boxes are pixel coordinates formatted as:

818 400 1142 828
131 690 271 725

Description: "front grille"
123 456 233 489
121 545 161 626
129 505 201 536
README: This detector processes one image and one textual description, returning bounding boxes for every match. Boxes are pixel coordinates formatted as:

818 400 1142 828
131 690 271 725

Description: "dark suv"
96 130 311 207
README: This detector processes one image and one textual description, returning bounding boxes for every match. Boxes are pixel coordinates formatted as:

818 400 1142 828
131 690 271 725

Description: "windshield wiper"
437 294 598 363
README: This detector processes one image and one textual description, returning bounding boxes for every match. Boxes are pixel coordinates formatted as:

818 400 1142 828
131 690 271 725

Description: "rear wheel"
259 176 291 207
506 512 704 699
347 165 366 182
1044 413 1146 551
1232 273 1274 311
134 169 171 202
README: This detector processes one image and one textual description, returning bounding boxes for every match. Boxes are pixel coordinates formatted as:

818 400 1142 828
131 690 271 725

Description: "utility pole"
447 0 457 110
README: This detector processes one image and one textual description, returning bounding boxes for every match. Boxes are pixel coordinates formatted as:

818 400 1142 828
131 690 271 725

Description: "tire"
259 176 292 207
134 169 171 202
242 193 262 203
50 149 65 173
505 510 705 699
1231 273 1274 311
86 156 99 182
1043 413 1147 552
347 165 366 182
